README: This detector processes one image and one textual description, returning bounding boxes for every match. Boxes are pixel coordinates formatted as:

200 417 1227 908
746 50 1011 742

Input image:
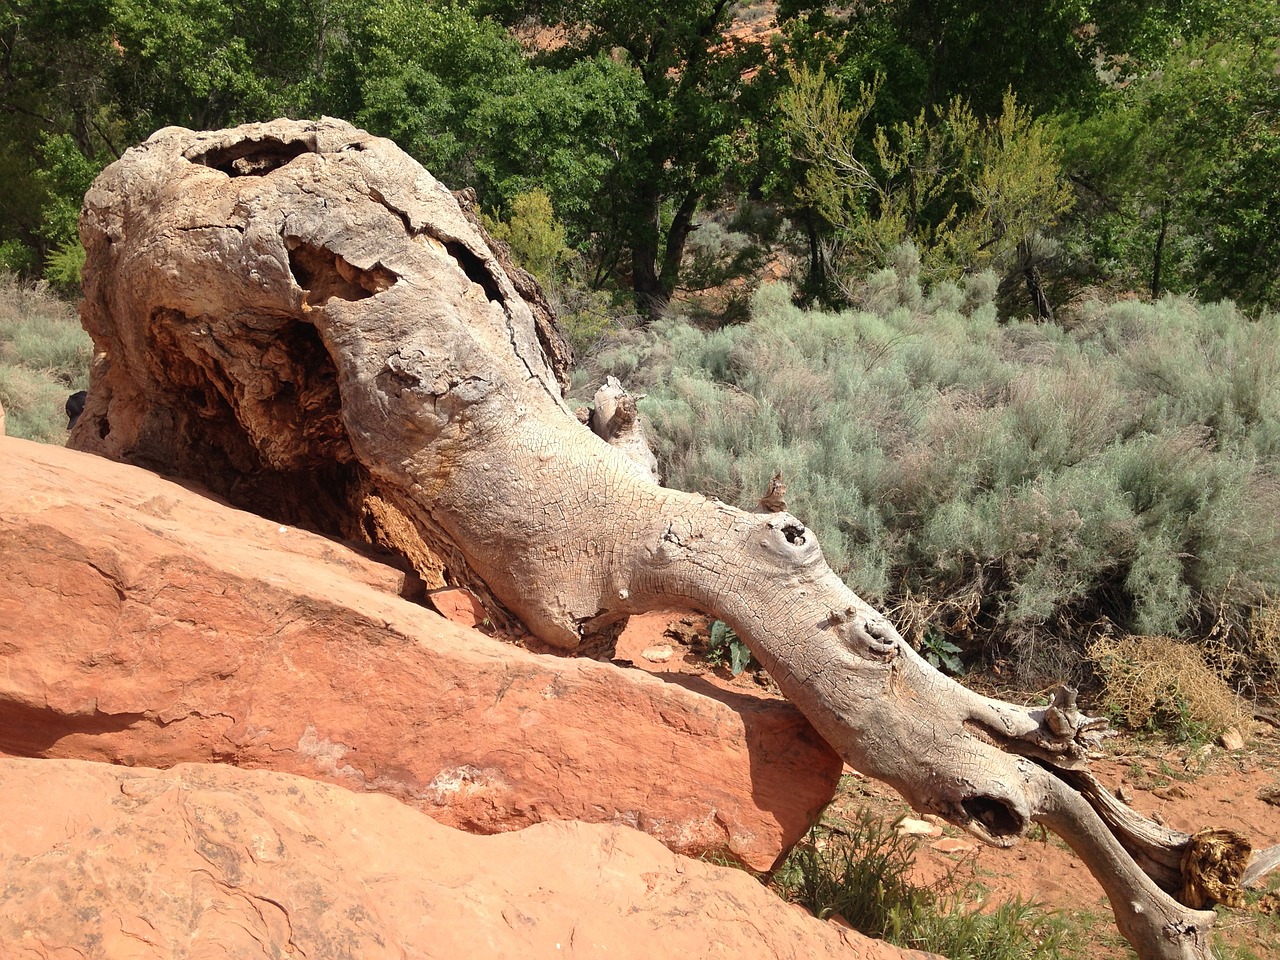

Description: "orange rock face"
0 757 938 960
0 436 842 870
428 584 489 628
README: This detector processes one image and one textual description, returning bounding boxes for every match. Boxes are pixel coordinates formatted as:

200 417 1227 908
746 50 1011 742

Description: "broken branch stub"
588 375 660 484
73 119 1258 960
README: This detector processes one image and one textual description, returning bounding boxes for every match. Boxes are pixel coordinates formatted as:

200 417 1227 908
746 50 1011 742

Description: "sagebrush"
585 255 1280 684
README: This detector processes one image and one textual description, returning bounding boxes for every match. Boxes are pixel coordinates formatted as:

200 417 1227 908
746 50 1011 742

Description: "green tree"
781 67 1073 313
1063 2 1280 309
762 0 1243 308
332 1 641 283
0 0 118 267
31 133 104 252
107 0 330 132
332 0 529 187
486 188 574 285
482 0 769 318
773 64 879 299
0 0 339 278
777 0 1231 123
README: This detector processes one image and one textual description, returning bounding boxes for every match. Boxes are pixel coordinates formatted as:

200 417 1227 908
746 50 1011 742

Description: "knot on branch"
1041 685 1111 754
827 607 899 662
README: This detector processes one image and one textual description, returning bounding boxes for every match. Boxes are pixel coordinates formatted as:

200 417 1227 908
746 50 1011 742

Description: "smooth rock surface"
0 436 842 869
1219 727 1245 751
0 758 937 960
427 585 488 628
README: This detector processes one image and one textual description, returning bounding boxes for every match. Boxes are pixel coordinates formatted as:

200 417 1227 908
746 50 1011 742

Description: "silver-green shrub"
584 269 1280 683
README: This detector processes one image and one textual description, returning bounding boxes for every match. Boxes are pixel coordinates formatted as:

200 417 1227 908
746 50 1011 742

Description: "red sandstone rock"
428 584 488 628
0 436 842 870
0 758 938 960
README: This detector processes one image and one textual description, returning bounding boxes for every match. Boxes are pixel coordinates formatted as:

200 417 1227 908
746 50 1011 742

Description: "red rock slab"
428 584 488 628
0 436 842 870
0 758 938 960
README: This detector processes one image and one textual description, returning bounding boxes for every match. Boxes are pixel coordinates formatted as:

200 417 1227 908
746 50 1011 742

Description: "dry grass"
1245 601 1280 693
0 272 91 441
1087 635 1246 740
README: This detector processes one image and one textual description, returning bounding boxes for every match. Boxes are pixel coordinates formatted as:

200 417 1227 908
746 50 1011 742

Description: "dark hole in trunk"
286 240 397 305
187 136 312 177
961 795 1024 838
444 240 503 303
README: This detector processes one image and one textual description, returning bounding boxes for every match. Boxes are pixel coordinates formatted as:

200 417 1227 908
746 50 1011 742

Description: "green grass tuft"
771 807 1069 960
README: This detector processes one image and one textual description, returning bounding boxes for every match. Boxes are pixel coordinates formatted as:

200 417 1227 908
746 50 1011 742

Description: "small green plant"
553 284 625 358
485 189 574 287
43 238 86 296
773 809 920 931
1151 695 1215 747
0 239 37 275
772 807 1068 960
708 620 754 676
920 630 965 675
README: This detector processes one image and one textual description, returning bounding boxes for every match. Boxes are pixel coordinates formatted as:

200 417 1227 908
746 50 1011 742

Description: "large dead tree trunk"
71 119 1269 960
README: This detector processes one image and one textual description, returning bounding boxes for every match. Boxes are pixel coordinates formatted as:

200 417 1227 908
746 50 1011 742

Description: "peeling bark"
71 119 1273 960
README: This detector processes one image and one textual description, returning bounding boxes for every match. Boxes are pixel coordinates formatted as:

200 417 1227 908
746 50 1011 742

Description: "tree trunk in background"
1152 208 1169 300
801 211 829 305
629 190 699 322
1019 236 1054 320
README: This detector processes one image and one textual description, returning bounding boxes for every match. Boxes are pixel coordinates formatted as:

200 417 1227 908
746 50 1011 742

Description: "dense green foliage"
0 275 92 442
1 0 1275 315
779 71 1074 307
1061 3 1280 312
585 251 1280 683
773 807 1068 959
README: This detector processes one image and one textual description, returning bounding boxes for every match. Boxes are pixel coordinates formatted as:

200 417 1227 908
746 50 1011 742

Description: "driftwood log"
70 118 1273 960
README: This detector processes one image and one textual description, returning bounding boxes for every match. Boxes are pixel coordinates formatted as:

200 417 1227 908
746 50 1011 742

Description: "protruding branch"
757 470 788 513
1034 769 1218 960
589 376 660 483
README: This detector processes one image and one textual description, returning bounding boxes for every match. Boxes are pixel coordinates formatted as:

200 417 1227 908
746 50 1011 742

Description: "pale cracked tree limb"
71 118 1272 960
